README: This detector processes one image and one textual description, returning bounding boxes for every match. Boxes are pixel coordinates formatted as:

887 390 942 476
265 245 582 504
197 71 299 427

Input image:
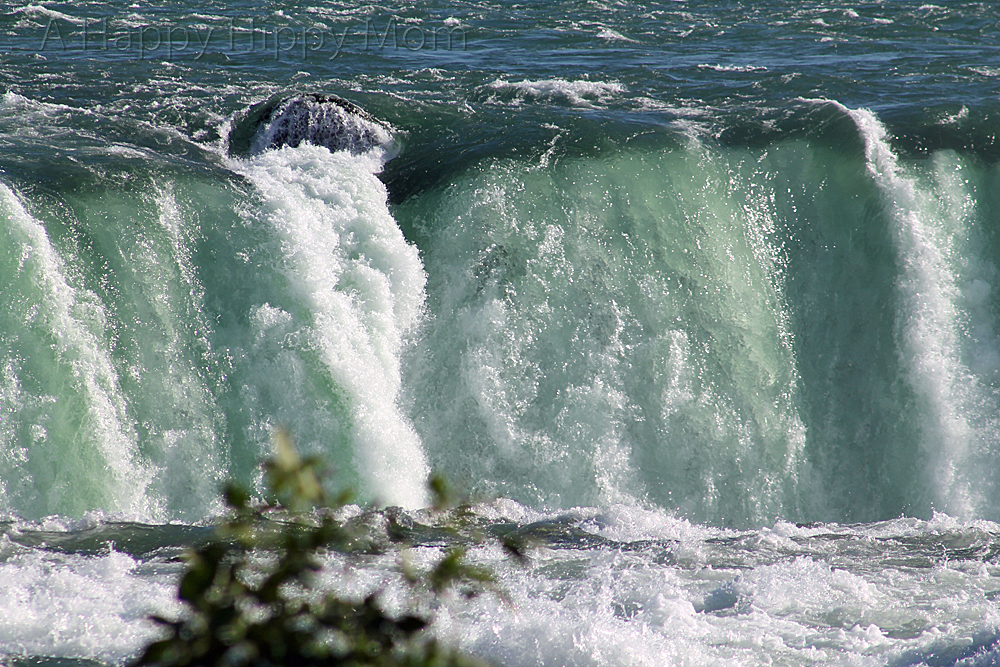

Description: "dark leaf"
395 615 429 634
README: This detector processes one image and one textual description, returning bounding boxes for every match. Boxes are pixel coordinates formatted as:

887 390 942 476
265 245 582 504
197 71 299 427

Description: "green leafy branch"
134 429 514 667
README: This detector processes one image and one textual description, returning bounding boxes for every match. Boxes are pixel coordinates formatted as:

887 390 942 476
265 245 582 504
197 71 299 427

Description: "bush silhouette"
134 429 502 667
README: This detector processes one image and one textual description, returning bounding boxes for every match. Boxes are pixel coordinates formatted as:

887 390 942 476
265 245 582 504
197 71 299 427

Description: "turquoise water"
2 2 1000 665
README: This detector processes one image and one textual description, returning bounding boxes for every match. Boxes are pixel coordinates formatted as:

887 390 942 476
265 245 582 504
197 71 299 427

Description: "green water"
3 2 1000 664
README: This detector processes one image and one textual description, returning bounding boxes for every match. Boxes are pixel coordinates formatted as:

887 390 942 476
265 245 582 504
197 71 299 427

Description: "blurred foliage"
133 429 509 667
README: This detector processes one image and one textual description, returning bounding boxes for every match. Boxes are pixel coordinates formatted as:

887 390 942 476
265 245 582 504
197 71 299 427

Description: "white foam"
969 66 1000 77
422 508 1000 667
487 78 626 108
938 105 970 124
696 64 768 73
234 145 429 508
597 28 637 43
0 91 77 119
2 504 999 666
0 546 176 662
11 4 85 25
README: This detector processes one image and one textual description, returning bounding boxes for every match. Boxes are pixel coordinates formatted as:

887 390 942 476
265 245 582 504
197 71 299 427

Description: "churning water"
2 2 1000 665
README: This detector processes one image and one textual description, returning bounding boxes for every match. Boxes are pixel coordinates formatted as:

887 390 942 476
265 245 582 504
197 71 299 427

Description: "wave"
5 501 1000 666
0 183 156 520
0 94 429 519
231 142 429 509
483 78 627 108
228 93 395 157
398 101 1000 525
2 94 1000 527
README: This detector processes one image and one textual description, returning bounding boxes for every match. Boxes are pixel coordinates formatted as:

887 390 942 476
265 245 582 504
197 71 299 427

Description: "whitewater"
2 1 1000 665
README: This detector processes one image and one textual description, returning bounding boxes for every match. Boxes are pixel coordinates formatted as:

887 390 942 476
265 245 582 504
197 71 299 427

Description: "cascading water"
843 103 1000 521
0 94 431 519
2 1 1000 663
231 96 430 507
399 142 808 524
0 182 155 520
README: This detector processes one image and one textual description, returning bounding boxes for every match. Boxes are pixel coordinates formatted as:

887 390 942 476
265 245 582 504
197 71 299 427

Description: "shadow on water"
0 521 215 560
890 633 1000 667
